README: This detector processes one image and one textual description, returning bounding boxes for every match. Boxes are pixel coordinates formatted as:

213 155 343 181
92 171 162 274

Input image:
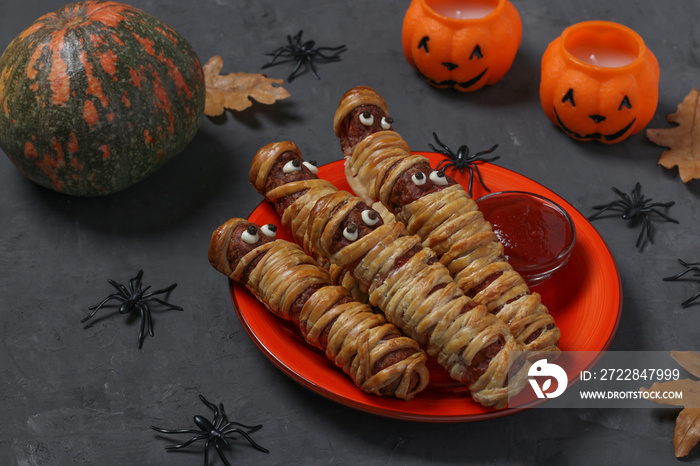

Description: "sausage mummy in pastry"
208 218 430 400
306 189 522 409
249 141 366 302
334 86 560 353
250 141 523 408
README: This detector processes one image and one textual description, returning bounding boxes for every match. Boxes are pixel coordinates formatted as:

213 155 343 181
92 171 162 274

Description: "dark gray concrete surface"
1 0 699 465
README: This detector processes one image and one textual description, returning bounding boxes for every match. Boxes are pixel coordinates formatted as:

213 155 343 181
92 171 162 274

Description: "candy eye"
359 111 374 127
361 209 380 226
343 223 359 241
241 226 259 244
429 170 448 186
381 117 393 130
411 172 427 186
303 160 318 174
283 159 302 173
260 224 277 238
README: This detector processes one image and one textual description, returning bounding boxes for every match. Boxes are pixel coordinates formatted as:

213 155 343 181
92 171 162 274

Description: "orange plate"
231 153 622 422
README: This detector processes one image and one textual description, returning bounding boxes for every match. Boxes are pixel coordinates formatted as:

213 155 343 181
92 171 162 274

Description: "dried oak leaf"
647 87 700 183
676 408 700 458
641 351 700 458
203 55 290 116
674 351 700 378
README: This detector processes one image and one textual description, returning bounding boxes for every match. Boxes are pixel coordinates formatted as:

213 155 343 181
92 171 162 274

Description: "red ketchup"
476 191 576 285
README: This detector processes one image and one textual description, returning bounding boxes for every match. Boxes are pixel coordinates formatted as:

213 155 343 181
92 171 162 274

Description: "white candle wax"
568 43 637 67
429 0 496 19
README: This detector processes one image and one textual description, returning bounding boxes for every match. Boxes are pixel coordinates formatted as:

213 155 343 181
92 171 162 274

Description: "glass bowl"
475 190 576 286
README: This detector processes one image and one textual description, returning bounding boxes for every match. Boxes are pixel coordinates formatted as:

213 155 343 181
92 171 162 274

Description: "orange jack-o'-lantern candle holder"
540 21 660 144
401 0 522 92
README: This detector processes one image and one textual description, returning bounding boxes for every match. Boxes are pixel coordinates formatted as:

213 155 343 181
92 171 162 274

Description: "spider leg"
315 44 348 54
681 289 700 307
433 159 452 173
204 438 213 466
197 396 228 432
214 439 232 466
143 282 177 297
631 182 643 198
208 405 223 430
145 304 154 337
106 278 127 294
137 312 147 349
140 283 182 311
82 293 127 323
645 207 680 224
646 200 675 208
678 259 700 269
476 155 501 165
307 57 321 80
663 259 700 281
314 46 348 61
635 215 652 248
163 434 209 450
199 395 219 413
137 285 152 300
127 270 144 293
611 186 633 204
466 165 475 197
141 296 183 311
471 162 492 195
135 303 151 349
291 30 304 44
214 402 228 428
664 268 698 281
150 426 204 435
86 292 125 310
222 428 270 453
454 160 465 174
430 132 452 154
474 144 499 157
587 201 628 220
287 58 305 81
221 421 264 432
262 47 290 68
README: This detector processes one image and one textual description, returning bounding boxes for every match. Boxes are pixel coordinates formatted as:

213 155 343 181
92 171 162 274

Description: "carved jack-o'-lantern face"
551 72 642 143
401 0 522 92
540 21 659 144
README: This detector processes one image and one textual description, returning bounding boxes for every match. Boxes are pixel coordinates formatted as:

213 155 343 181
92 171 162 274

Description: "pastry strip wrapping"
307 190 521 408
209 218 429 400
250 143 524 408
250 141 366 302
336 86 560 353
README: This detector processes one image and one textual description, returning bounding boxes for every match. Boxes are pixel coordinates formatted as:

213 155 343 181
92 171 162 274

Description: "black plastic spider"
587 182 679 249
663 259 700 307
80 269 182 348
262 30 347 81
151 394 269 466
429 132 500 198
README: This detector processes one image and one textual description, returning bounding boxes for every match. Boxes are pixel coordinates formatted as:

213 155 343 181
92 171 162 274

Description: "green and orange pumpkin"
0 1 205 196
